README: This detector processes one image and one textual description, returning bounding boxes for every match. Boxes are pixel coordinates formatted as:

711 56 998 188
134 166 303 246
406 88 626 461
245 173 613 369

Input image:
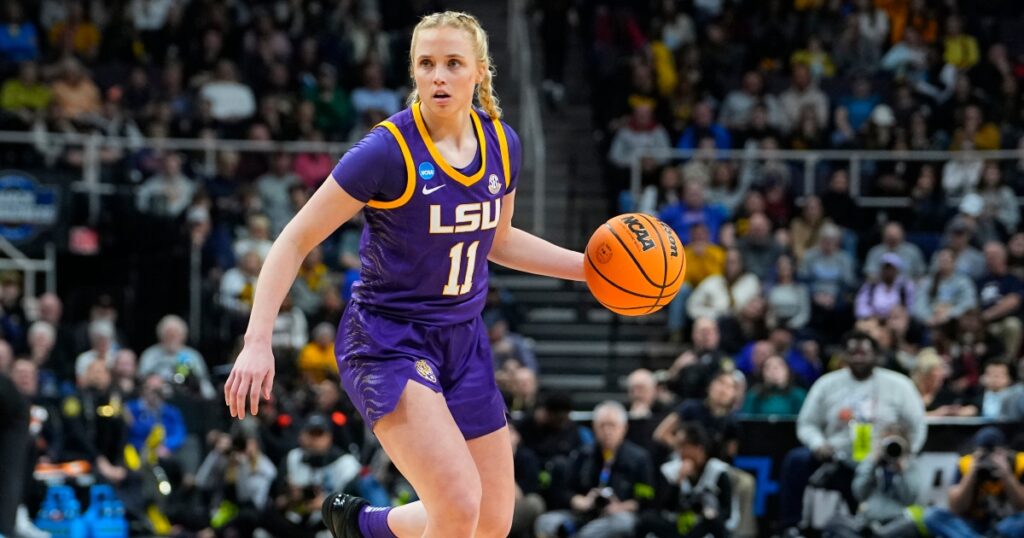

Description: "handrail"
629 146 1024 210
507 0 547 235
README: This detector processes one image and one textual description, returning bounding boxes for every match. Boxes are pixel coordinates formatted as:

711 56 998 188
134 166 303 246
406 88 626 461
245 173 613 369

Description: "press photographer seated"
925 427 1024 537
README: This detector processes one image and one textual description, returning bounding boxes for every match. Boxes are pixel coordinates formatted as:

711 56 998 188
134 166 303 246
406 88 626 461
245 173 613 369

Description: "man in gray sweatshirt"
777 330 927 529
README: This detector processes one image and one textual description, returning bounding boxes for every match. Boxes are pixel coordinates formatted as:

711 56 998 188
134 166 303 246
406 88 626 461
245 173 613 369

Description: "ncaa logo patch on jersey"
418 162 436 181
414 360 437 383
488 174 502 195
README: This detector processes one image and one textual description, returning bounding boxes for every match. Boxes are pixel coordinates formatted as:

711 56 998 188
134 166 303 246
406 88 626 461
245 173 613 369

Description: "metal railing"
629 147 1024 209
508 0 547 235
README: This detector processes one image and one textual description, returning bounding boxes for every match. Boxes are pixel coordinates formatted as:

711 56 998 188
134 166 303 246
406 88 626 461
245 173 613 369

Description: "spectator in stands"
220 250 262 317
487 310 538 373
199 60 256 123
742 355 807 416
978 242 1024 358
291 128 334 188
789 195 832 264
778 331 926 530
821 168 861 231
0 61 50 129
665 222 724 340
940 221 987 280
272 291 308 363
974 361 1024 420
766 254 811 331
138 315 216 400
297 322 336 384
924 427 1024 537
659 180 728 246
636 422 733 538
839 76 882 132
718 71 783 133
515 392 586 507
351 61 401 119
534 401 654 538
942 143 985 197
136 152 196 218
291 245 329 317
509 421 545 538
607 99 671 184
687 248 760 323
834 18 881 75
655 370 741 462
626 368 668 420
676 102 731 150
913 248 978 329
913 349 976 417
800 223 857 337
737 212 785 280
666 317 729 400
505 366 538 415
0 3 38 64
707 161 753 217
257 152 300 236
977 162 1020 234
881 26 929 78
233 214 274 262
865 222 927 280
111 349 137 398
855 253 915 321
195 428 276 535
73 319 117 381
50 57 101 125
779 64 829 132
942 15 979 70
842 425 923 537
790 35 836 81
125 374 186 457
62 360 129 485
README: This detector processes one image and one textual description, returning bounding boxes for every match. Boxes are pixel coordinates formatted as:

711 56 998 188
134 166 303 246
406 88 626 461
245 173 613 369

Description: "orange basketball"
584 213 686 316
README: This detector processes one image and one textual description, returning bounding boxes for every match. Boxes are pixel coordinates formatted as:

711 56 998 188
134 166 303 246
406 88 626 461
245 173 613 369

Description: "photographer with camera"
194 427 276 535
534 401 655 538
636 422 733 537
925 427 1024 537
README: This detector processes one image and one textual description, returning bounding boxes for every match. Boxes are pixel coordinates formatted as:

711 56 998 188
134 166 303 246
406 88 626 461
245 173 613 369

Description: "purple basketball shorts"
335 302 507 440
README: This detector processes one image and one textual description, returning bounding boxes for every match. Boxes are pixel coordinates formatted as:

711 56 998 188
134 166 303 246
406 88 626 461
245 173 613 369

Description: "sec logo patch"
418 162 436 181
488 174 501 195
415 360 437 383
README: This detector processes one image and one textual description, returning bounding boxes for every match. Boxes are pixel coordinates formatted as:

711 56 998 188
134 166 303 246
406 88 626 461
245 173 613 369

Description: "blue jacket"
126 399 186 452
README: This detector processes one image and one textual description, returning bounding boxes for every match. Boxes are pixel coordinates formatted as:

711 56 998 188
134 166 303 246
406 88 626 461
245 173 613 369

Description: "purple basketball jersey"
335 103 518 325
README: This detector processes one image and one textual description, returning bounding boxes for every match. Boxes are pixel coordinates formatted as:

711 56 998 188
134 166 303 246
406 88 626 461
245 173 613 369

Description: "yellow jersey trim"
412 102 487 187
367 121 416 210
492 119 512 189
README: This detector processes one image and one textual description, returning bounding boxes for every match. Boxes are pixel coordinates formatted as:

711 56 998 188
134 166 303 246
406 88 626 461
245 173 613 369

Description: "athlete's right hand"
225 341 275 419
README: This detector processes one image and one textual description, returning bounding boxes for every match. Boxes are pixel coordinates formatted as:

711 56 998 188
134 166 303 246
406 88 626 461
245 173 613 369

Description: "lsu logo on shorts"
415 360 437 383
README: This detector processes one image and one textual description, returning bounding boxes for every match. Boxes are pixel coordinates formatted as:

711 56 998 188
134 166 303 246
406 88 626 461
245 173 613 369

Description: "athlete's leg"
375 381 481 538
466 425 515 538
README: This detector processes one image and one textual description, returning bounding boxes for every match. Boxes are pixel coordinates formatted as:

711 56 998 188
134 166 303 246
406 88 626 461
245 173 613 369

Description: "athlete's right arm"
225 179 364 419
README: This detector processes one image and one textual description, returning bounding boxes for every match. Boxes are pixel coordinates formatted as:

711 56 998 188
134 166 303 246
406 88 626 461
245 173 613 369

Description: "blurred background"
1 0 1024 537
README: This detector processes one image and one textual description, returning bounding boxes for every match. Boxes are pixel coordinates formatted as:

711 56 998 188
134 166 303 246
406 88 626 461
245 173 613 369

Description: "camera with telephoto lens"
881 436 906 464
973 449 1011 482
592 487 615 511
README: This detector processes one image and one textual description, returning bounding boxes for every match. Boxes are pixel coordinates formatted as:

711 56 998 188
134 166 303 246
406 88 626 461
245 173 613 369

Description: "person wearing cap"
855 252 915 321
284 414 361 501
924 426 1024 537
913 248 978 328
978 241 1024 358
932 218 987 281
778 331 926 530
864 222 926 280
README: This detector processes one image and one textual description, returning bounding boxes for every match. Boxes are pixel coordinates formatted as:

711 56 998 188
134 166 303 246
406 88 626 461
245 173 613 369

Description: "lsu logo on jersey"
418 162 436 181
429 199 501 234
620 215 656 251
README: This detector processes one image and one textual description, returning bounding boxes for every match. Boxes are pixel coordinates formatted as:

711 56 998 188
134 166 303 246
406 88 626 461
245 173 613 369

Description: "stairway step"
489 274 563 290
519 322 667 340
534 340 680 358
525 307 578 323
538 374 606 390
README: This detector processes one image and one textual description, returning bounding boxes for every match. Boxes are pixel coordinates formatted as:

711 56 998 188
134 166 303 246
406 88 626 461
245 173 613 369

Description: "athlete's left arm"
488 190 586 282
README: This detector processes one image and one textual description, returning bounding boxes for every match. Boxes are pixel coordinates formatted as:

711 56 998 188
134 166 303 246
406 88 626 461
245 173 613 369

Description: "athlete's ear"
475 60 486 85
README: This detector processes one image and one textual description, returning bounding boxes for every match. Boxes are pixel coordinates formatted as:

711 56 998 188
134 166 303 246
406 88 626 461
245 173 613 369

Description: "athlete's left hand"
224 339 275 419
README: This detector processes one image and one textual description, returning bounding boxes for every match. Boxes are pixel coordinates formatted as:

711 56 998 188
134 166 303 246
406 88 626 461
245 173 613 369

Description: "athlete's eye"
448 59 461 68
420 59 433 68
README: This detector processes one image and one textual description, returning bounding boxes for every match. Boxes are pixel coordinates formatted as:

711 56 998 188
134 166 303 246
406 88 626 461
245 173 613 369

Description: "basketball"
584 213 686 316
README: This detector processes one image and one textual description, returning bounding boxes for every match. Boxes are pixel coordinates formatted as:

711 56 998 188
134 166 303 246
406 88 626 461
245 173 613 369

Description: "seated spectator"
778 64 829 131
742 355 807 416
50 57 101 125
942 15 979 70
913 248 978 328
790 35 836 81
912 348 976 417
62 360 129 485
839 76 881 132
977 162 1020 234
256 152 300 236
974 361 1024 420
789 195 832 265
978 242 1024 358
635 422 733 538
607 99 671 189
638 165 682 215
736 212 784 280
706 161 753 217
1 61 51 129
111 349 138 398
125 374 186 457
292 245 329 317
297 323 336 384
48 1 100 61
659 180 728 246
665 317 731 400
778 331 926 529
195 428 277 535
515 392 586 498
655 371 741 462
73 319 117 381
504 366 538 415
718 71 783 133
233 214 274 262
0 3 39 63
687 248 760 324
864 222 927 280
272 291 308 363
676 102 731 150
938 310 1004 399
800 223 857 338
924 427 1024 537
26 321 61 398
856 253 915 321
627 368 669 420
534 401 654 538
666 222 724 340
351 61 401 119
199 60 256 123
292 129 334 188
942 147 985 198
881 26 928 77
766 254 811 331
138 315 216 400
136 152 196 219
220 250 262 317
935 222 987 280
487 311 538 373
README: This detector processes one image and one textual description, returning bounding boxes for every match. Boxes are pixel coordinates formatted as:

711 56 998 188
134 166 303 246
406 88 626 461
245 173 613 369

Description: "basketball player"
224 11 586 538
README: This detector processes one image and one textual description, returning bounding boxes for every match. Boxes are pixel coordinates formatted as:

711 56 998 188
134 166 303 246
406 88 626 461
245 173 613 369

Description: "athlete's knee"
475 503 514 538
432 480 482 530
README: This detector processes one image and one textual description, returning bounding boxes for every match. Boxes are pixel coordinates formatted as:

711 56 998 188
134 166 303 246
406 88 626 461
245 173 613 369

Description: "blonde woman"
224 12 588 538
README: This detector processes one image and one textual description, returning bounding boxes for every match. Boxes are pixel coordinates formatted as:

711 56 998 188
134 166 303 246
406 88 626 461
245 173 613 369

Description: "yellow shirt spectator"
1 77 51 112
683 243 726 287
298 341 336 383
944 34 979 69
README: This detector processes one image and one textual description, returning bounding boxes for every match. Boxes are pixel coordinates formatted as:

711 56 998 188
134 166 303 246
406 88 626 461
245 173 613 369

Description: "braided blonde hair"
407 11 502 120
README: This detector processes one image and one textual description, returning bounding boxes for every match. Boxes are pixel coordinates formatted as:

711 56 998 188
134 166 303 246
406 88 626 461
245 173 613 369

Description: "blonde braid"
407 11 502 120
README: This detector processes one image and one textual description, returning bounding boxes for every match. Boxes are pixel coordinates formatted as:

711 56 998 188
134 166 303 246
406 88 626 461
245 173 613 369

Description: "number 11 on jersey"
442 241 480 296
